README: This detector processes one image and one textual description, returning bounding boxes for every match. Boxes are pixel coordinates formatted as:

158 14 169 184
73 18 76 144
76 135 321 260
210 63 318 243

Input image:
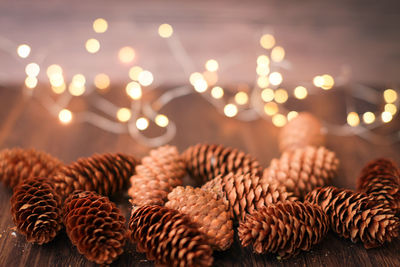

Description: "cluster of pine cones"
0 112 399 266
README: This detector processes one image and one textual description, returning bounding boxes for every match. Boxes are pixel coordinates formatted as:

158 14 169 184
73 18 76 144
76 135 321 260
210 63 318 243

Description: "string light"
25 76 38 89
287 111 298 121
205 59 219 72
25 63 40 77
362 112 375 124
235 91 249 105
126 81 142 100
257 55 270 66
51 84 66 94
271 46 285 62
261 88 274 102
257 76 269 88
383 89 397 103
193 79 208 93
256 65 270 76
155 114 169 127
94 73 110 90
264 102 278 116
269 72 283 86
321 74 334 90
136 117 149 130
116 108 131 122
294 86 308 99
69 74 86 96
47 64 63 76
189 72 203 85
48 73 64 87
93 18 108 33
224 104 238 117
129 66 143 81
58 109 72 124
260 34 275 49
313 76 324 87
158 24 173 38
274 89 288 103
272 114 287 127
138 70 154 86
381 111 393 123
385 103 397 115
17 44 31 58
85 38 100 54
118 46 135 63
211 86 224 99
347 112 360 127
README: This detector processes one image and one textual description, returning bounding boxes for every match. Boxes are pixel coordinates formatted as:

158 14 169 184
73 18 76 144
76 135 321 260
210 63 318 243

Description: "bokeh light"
383 89 397 103
25 63 40 77
321 74 334 90
211 86 224 99
235 91 249 105
129 66 143 81
269 72 283 86
260 34 275 49
294 86 308 99
257 76 269 88
17 44 31 58
257 55 270 66
158 24 173 38
313 76 324 87
94 73 110 90
126 81 142 100
136 117 149 130
271 46 285 62
59 109 72 124
116 108 132 122
381 111 393 123
51 84 66 94
85 38 100 54
205 59 219 72
347 112 360 127
93 18 108 33
224 104 238 117
287 111 298 121
256 65 270 76
362 112 375 124
264 102 278 116
384 103 397 115
47 64 63 77
25 76 38 89
118 46 135 64
274 89 288 103
261 88 274 102
193 79 208 93
138 70 154 86
155 114 169 127
189 72 203 85
272 114 287 127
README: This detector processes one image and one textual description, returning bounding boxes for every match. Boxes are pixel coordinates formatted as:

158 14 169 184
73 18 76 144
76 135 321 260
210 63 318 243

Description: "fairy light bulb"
205 59 219 72
193 79 208 93
126 81 142 100
256 65 270 76
94 73 110 90
257 55 269 66
264 102 278 116
138 71 153 86
321 74 334 90
85 38 100 54
272 114 287 127
93 18 108 33
155 114 169 127
158 24 173 38
118 46 135 64
383 89 397 103
116 108 131 122
274 89 288 104
257 76 269 88
129 66 143 81
347 112 360 127
260 34 275 49
261 88 274 102
25 76 38 89
52 83 66 94
189 72 203 86
235 91 249 105
136 117 149 130
271 46 285 62
59 109 72 124
313 76 324 87
269 72 283 86
294 86 308 99
384 103 397 115
381 111 393 123
287 111 298 121
362 112 375 124
25 63 40 77
211 86 224 99
17 44 31 58
224 104 238 117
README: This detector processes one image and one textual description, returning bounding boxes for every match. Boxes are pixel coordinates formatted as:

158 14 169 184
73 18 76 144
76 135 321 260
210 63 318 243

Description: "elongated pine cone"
305 186 399 248
238 201 329 259
182 143 262 184
202 172 297 221
10 177 62 244
129 205 213 267
279 112 325 152
0 148 63 188
51 153 137 198
263 146 339 199
357 158 400 214
63 190 127 265
128 145 185 206
165 186 234 250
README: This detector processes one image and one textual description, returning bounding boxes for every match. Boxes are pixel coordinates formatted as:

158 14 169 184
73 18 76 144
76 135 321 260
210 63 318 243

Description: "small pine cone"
63 190 127 265
0 148 63 188
305 186 400 248
357 158 400 214
129 205 213 267
51 153 137 198
182 143 262 184
238 201 329 259
279 112 325 152
202 172 297 221
128 145 186 206
263 146 339 199
165 186 234 250
10 177 62 244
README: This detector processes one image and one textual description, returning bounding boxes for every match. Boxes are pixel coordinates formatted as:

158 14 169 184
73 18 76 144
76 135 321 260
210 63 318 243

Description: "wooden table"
0 86 399 266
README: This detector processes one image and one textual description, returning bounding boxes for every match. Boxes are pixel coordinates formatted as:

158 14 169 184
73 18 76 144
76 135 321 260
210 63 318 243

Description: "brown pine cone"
305 186 399 248
0 148 63 189
238 201 329 259
202 172 297 221
129 205 213 267
263 146 339 199
128 145 185 206
63 190 127 265
357 158 400 214
165 186 234 250
51 153 137 199
182 143 262 184
279 112 325 152
10 177 62 244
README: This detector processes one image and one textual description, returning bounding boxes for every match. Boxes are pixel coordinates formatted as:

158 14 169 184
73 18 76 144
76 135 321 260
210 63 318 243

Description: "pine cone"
0 148 63 188
51 153 137 198
128 145 185 206
357 158 400 214
202 172 297 221
305 186 399 248
165 186 234 250
263 146 339 199
63 190 127 265
238 201 329 259
182 143 262 184
279 112 325 152
129 205 213 267
10 177 62 244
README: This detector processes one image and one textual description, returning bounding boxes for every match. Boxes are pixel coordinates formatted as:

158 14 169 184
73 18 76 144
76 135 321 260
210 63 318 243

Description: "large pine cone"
263 146 339 199
51 153 137 198
305 186 399 248
279 112 325 152
182 143 262 184
10 177 62 244
165 186 234 250
0 148 63 188
128 145 185 206
202 172 297 221
129 205 213 267
238 201 329 259
63 190 127 265
357 158 400 214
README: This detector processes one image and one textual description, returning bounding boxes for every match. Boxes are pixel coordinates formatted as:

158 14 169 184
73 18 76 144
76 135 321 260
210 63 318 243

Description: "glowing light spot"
158 24 173 38
155 114 169 127
321 74 335 90
126 81 142 100
72 74 86 88
49 73 64 87
25 63 40 77
260 34 275 49
211 86 224 99
269 72 283 86
271 46 285 62
261 88 274 102
47 64 63 77
85 38 100 54
93 18 108 33
256 65 270 76
189 72 203 86
257 55 270 66
118 46 135 64
313 76 324 87
224 104 238 117
287 111 298 121
136 117 149 130
25 76 38 89
51 83 66 94
264 102 278 116
69 74 86 96
94 73 110 90
272 114 287 127
193 79 208 93
257 76 269 88
138 70 154 86
383 89 397 103
362 112 375 124
381 111 393 123
347 112 360 127
385 103 397 115
235 91 249 105
17 44 31 58
116 108 131 122
129 66 143 81
294 86 308 99
59 109 72 124
205 59 219 72
274 89 288 104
